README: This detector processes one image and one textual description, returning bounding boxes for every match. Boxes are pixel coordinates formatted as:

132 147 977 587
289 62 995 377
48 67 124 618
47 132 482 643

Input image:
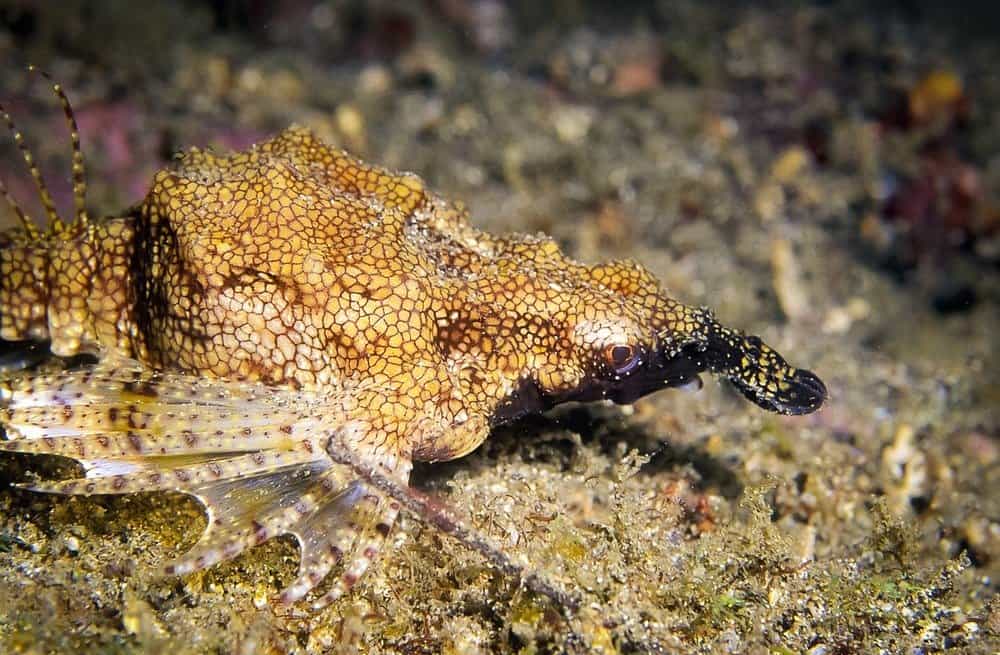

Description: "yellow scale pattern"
0 102 826 608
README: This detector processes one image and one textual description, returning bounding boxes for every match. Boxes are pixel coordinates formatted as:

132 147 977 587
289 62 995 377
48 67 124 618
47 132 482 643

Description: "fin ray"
308 497 401 608
164 461 338 576
1 361 329 460
19 449 322 495
0 361 421 605
276 480 367 603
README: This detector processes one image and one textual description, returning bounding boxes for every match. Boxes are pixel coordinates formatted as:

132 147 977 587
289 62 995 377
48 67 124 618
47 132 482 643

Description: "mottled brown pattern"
0 111 824 607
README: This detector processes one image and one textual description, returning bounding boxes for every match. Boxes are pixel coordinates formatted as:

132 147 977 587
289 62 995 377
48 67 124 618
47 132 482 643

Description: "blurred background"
0 2 997 653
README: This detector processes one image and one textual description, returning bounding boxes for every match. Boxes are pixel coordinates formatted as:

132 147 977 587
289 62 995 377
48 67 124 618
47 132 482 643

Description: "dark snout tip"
778 368 827 415
730 366 827 416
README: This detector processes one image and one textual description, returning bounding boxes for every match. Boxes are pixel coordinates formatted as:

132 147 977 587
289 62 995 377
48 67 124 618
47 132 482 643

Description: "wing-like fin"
0 360 419 605
18 449 319 495
277 480 367 604
0 427 314 458
1 360 325 455
308 496 401 609
164 461 335 576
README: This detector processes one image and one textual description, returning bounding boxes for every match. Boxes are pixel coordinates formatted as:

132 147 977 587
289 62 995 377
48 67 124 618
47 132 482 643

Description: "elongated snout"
683 321 826 415
646 296 826 415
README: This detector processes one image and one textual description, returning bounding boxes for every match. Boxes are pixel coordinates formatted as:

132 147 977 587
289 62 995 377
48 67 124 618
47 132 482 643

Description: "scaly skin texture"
0 125 825 607
2 127 824 462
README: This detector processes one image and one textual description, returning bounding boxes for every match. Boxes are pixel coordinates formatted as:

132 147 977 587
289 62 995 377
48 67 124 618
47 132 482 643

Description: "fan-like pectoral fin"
164 460 333 575
280 437 412 608
0 360 413 603
278 482 403 607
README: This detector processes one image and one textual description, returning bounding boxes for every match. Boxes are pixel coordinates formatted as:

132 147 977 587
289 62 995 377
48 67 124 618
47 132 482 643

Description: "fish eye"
603 343 640 375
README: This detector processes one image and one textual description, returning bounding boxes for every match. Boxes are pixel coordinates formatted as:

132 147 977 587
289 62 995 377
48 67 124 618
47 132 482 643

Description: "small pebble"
771 238 808 321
